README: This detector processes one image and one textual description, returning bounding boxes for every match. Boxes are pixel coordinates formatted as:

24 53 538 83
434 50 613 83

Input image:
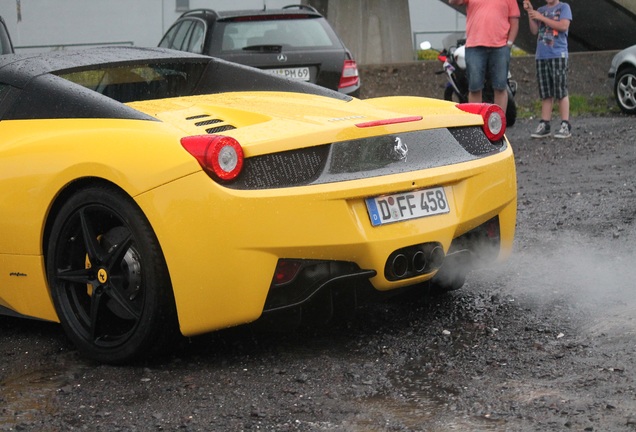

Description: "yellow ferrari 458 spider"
0 47 516 363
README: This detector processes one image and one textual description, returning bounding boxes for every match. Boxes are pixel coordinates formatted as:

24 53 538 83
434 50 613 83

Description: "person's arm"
507 17 519 46
523 1 539 35
529 12 571 33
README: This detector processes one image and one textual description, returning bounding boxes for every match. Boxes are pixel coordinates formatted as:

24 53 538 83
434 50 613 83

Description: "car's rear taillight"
457 103 506 142
338 59 359 90
181 135 244 181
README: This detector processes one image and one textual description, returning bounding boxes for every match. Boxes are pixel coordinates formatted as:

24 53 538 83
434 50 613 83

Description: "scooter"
422 39 518 127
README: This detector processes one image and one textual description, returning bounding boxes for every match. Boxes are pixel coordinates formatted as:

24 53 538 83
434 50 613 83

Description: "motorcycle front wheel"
505 87 517 127
444 86 468 103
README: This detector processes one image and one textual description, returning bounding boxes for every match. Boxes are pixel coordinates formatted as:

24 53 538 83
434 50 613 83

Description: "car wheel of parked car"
46 185 178 364
614 66 636 115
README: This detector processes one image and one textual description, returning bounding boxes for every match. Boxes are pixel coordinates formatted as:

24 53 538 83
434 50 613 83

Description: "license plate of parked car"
365 187 450 226
267 67 311 81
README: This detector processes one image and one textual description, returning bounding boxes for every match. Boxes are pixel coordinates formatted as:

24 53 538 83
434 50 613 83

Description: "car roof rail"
180 8 218 18
282 4 320 14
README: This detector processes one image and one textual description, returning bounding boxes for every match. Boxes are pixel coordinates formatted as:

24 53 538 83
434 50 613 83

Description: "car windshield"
56 62 207 103
220 18 337 52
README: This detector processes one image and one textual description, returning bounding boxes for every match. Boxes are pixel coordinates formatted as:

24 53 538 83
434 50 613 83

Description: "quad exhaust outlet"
385 242 445 281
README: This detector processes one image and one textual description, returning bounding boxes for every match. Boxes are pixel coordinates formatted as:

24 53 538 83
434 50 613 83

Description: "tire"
428 268 466 294
46 185 179 364
505 88 517 127
427 249 473 294
614 66 636 115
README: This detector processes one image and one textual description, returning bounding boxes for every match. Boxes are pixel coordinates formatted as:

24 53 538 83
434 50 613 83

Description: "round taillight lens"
456 103 506 142
212 141 241 179
483 104 506 141
181 135 244 181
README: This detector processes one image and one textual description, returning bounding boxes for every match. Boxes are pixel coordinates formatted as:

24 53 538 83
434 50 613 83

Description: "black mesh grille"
449 127 504 155
222 126 506 190
206 125 237 133
195 119 223 126
186 114 236 134
230 145 330 189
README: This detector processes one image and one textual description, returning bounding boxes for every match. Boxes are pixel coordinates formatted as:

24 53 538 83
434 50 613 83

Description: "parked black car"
0 16 14 54
158 4 360 96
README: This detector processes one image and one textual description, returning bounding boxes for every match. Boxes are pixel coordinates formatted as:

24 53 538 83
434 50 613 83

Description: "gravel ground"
1 114 635 431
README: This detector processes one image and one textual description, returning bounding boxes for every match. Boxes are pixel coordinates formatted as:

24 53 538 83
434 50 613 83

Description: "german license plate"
267 67 310 81
365 187 450 226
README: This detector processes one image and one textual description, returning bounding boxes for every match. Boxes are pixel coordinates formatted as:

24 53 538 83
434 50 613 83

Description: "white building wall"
0 0 294 52
328 0 413 65
409 0 466 50
0 0 463 54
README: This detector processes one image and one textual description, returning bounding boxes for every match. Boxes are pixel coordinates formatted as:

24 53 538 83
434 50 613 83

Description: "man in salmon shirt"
448 0 520 114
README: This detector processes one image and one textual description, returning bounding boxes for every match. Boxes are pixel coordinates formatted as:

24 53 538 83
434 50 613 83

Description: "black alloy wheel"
46 185 178 364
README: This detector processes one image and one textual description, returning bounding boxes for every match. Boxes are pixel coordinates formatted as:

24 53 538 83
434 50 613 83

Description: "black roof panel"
0 46 210 88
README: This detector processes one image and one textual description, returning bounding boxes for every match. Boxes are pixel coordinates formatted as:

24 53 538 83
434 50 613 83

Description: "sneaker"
531 121 551 138
554 121 572 139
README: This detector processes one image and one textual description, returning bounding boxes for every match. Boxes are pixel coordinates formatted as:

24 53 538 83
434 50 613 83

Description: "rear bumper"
137 144 516 336
262 213 504 314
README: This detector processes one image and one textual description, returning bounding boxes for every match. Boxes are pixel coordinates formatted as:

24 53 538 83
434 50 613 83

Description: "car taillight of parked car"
338 59 359 91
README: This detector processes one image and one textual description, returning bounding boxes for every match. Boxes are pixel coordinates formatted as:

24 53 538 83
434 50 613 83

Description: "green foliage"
417 50 440 61
518 94 619 119
510 47 528 57
416 46 528 61
569 95 618 116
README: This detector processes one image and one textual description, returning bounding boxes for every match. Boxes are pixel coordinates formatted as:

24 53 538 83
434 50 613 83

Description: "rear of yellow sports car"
0 48 515 364
128 92 517 337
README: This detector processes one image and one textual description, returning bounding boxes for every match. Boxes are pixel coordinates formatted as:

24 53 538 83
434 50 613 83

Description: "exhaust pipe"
390 253 409 278
385 242 445 281
412 250 427 273
429 245 445 269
